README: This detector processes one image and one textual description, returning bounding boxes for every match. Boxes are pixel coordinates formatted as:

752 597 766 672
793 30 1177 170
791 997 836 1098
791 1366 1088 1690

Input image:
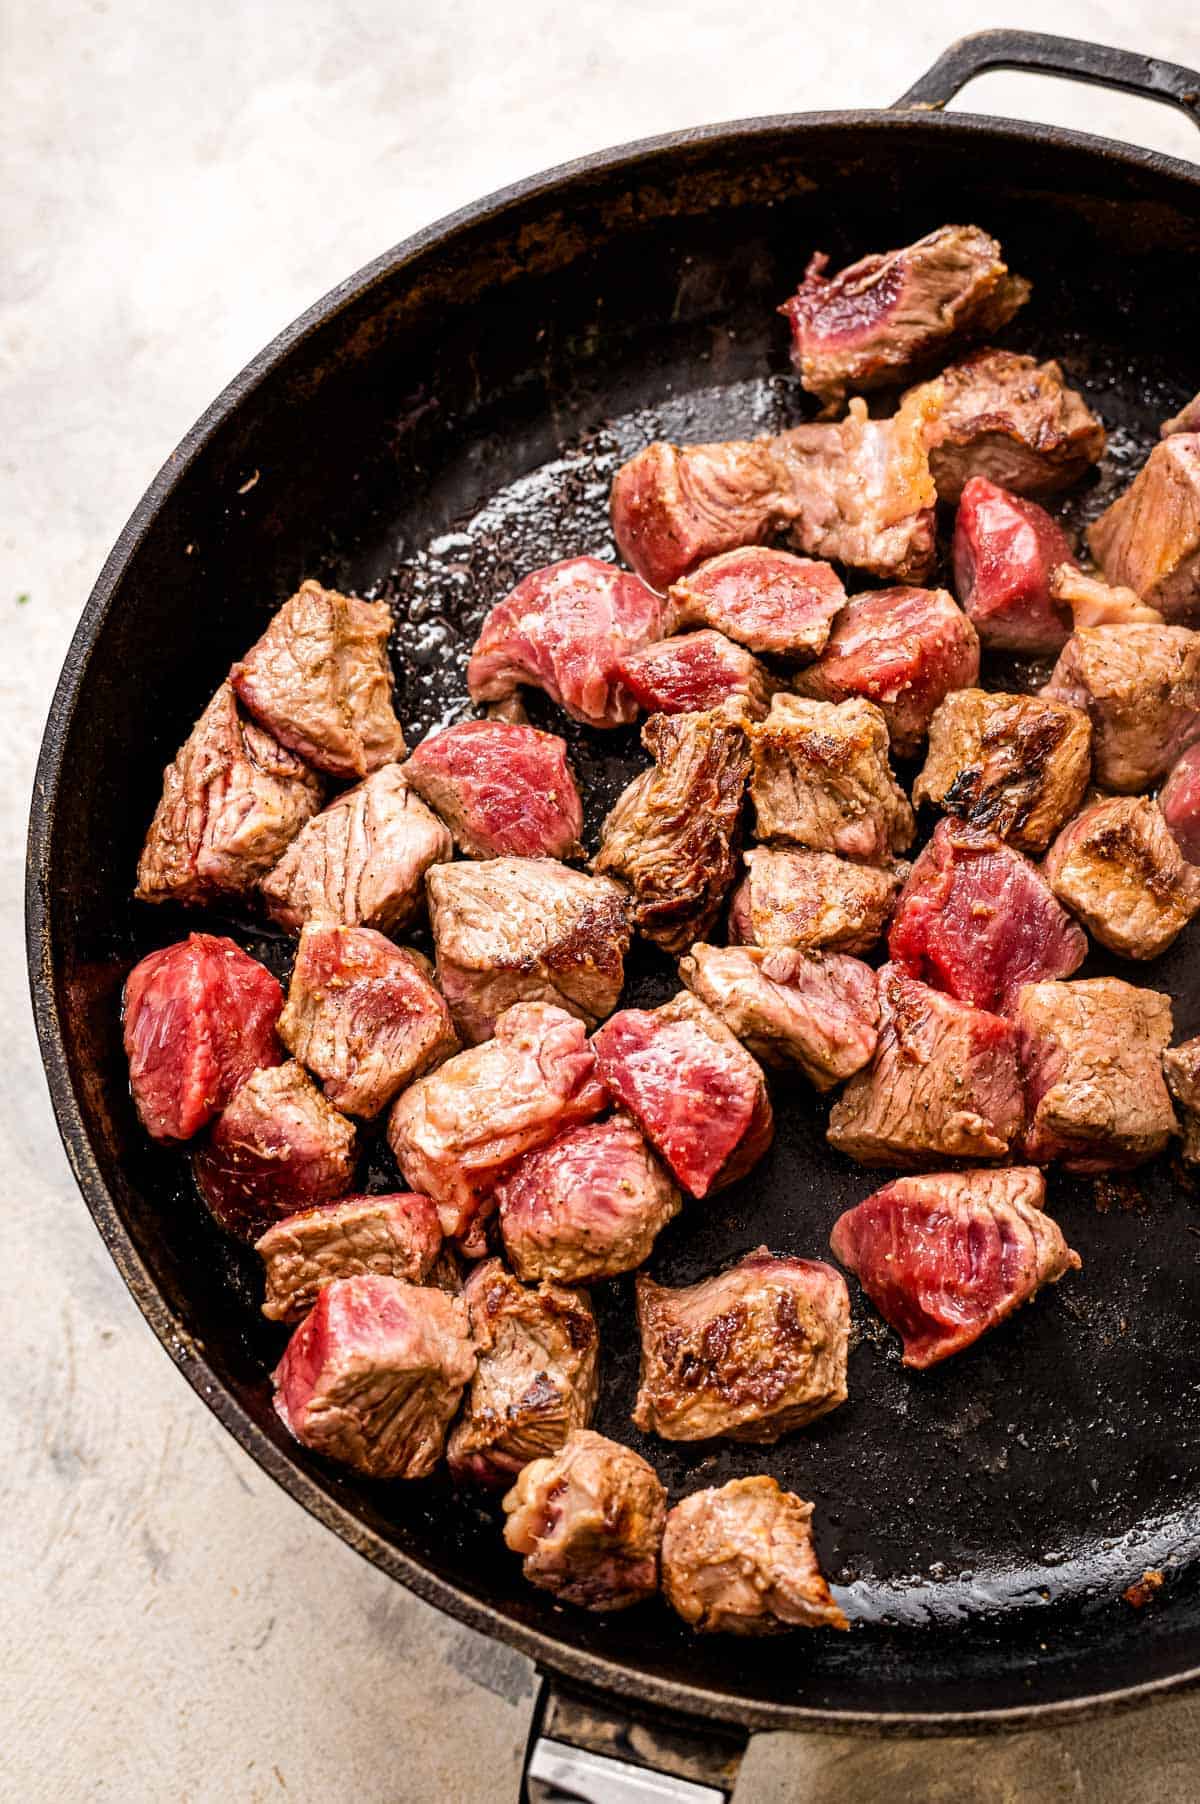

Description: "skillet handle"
894 28 1200 131
520 1672 748 1802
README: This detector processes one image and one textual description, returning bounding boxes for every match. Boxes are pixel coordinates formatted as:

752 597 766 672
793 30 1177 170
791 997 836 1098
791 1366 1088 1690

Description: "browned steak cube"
403 718 584 860
272 1275 474 1479
1088 433 1200 622
749 695 915 864
230 580 406 777
260 763 452 933
1042 626 1200 793
502 1429 666 1611
1164 394 1200 438
1044 795 1200 959
1016 978 1176 1172
427 857 630 1044
615 630 775 720
192 1061 357 1239
446 1259 599 1488
1164 1037 1200 1164
136 683 323 904
633 1249 849 1442
914 687 1091 855
278 924 457 1117
827 964 1023 1167
678 942 878 1091
256 1191 444 1323
662 1477 848 1634
594 709 749 955
728 847 905 955
666 546 846 660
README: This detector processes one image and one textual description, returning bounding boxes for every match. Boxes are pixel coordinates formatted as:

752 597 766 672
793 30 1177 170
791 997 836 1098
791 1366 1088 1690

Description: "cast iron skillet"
26 30 1200 1801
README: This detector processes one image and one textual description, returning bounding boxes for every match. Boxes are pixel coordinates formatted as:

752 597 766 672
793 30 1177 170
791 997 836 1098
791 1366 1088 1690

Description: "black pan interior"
31 115 1200 1725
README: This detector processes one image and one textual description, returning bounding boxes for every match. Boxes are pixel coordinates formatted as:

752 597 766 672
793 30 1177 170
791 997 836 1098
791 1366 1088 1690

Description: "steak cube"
666 546 846 660
426 857 631 1044
662 1477 848 1635
792 586 980 757
497 1115 681 1284
728 847 904 955
1164 393 1200 438
230 580 406 777
615 630 775 720
278 924 457 1117
260 763 452 933
827 964 1023 1167
193 1061 357 1239
592 991 773 1198
502 1428 666 1611
122 933 284 1142
593 709 749 955
1160 742 1200 864
446 1259 599 1488
402 718 583 861
888 818 1087 1013
466 556 668 728
1088 433 1200 622
830 1168 1080 1368
678 942 878 1091
914 687 1091 855
387 1001 608 1250
272 1275 474 1479
1016 977 1176 1173
1044 795 1200 960
1042 626 1200 793
136 683 323 904
256 1191 444 1323
749 695 915 864
633 1250 849 1442
1164 1038 1200 1164
1048 565 1163 630
610 435 783 591
952 477 1076 654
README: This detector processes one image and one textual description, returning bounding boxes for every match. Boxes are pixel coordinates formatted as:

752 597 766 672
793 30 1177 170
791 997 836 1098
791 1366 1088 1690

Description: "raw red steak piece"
592 991 773 1198
779 225 1029 407
729 847 905 955
827 964 1023 1167
792 586 980 757
1088 433 1200 622
678 943 878 1091
610 436 783 591
829 1168 1080 1368
662 1477 848 1634
193 1061 357 1239
502 1429 666 1611
1016 977 1176 1173
634 1250 849 1441
1048 565 1163 629
1160 742 1200 863
466 557 667 728
256 1192 444 1323
666 546 846 660
1164 1038 1200 1164
952 477 1076 654
272 1274 474 1479
749 695 915 864
615 630 775 719
403 718 583 860
915 687 1092 855
1043 625 1200 793
278 924 457 1117
888 819 1086 1013
446 1259 599 1488
136 683 323 904
387 1001 608 1250
1044 794 1200 960
123 933 284 1142
230 580 406 778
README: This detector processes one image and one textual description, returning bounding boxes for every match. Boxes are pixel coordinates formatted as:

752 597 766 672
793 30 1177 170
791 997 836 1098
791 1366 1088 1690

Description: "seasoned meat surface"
749 695 915 864
403 719 583 861
260 763 452 933
123 934 283 1142
230 581 405 778
911 349 1105 503
666 546 845 660
662 1477 848 1634
278 923 457 1117
830 1168 1080 1367
594 709 749 955
136 683 323 904
1042 625 1200 793
792 585 980 757
915 687 1092 855
427 857 631 1044
615 630 775 720
256 1191 444 1323
272 1275 474 1479
1164 393 1200 438
497 1115 681 1284
1164 1038 1200 1164
633 1250 849 1442
729 847 904 955
827 964 1023 1167
1160 742 1200 864
1044 794 1200 959
447 1259 599 1487
1016 977 1176 1173
592 991 773 1198
193 1061 357 1239
952 477 1076 654
502 1428 666 1611
1049 565 1163 630
1088 433 1200 621
678 942 879 1091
